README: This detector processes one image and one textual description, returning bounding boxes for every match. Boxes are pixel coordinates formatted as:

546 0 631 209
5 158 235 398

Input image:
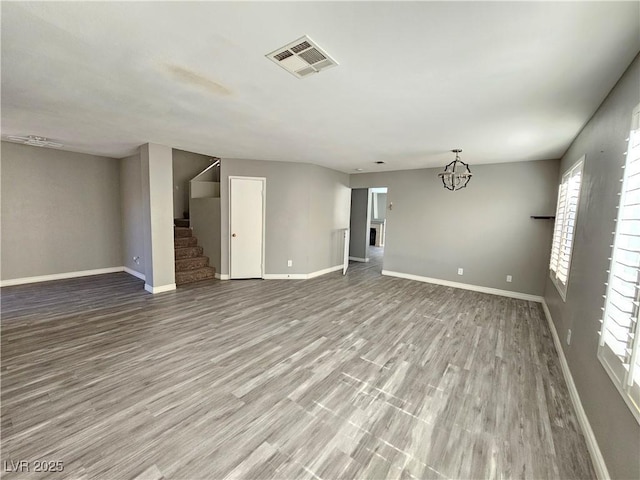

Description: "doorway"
229 176 265 279
348 186 387 273
367 187 387 269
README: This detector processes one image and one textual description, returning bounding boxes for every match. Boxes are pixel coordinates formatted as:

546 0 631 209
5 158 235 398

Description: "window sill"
550 270 567 302
597 348 640 425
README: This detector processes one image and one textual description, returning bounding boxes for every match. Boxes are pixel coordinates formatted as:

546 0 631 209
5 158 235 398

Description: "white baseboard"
144 283 176 294
349 256 370 263
541 301 609 480
381 270 544 302
307 264 343 279
215 273 230 280
263 273 308 280
262 265 343 280
0 267 124 287
124 267 145 281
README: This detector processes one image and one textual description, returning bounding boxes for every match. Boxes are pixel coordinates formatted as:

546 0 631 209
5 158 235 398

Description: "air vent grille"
266 35 338 79
291 41 311 53
313 59 334 70
274 50 293 61
298 48 326 65
297 67 316 77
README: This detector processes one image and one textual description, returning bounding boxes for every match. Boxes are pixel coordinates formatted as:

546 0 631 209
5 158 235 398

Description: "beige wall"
1 142 122 280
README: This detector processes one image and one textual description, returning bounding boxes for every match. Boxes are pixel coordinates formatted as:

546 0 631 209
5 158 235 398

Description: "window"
599 104 640 423
549 158 584 300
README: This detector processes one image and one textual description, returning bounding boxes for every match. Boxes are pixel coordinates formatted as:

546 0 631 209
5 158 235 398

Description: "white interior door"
230 177 265 279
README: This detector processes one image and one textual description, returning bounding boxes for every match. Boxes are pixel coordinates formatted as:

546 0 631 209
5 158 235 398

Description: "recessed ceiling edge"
4 135 63 148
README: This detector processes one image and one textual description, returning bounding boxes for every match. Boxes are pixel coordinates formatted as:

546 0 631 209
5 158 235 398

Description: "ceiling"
2 2 639 173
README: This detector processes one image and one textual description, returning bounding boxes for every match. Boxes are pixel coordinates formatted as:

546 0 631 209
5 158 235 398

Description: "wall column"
348 188 371 261
141 143 176 293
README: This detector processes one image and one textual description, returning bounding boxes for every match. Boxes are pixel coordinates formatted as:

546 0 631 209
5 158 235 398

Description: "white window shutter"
599 103 640 422
549 159 584 299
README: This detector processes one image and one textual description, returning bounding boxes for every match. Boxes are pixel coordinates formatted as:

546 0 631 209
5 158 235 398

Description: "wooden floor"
1 249 595 479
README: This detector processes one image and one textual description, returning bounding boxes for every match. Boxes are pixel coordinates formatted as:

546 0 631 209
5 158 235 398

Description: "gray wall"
1 142 122 280
120 151 144 276
351 159 559 296
544 54 640 480
220 159 309 276
172 149 212 219
307 164 352 273
191 198 221 273
349 188 370 260
141 143 175 289
219 159 350 276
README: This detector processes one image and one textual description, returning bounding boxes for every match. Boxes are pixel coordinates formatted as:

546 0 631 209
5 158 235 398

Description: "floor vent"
266 36 338 79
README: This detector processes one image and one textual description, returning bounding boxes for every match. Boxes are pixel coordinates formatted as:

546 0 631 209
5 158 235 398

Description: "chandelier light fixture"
438 149 472 191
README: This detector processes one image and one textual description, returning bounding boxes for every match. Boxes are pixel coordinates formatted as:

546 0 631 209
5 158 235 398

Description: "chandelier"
438 149 472 191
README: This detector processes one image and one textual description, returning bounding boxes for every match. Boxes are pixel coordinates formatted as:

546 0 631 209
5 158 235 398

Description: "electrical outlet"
133 256 140 265
457 268 464 275
506 275 512 283
287 260 293 267
566 329 572 345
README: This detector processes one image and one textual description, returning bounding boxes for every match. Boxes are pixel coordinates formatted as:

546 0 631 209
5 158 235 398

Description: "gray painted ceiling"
2 2 639 173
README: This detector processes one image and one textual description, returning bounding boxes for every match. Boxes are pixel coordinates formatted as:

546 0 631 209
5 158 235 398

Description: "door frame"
347 186 388 272
228 176 266 279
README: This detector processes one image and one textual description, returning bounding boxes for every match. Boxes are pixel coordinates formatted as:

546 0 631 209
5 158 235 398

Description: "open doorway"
348 187 387 273
368 187 387 268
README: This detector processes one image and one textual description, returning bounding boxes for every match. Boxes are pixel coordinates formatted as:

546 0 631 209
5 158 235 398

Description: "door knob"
232 233 237 237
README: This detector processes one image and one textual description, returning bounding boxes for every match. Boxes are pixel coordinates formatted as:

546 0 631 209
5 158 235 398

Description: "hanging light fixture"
438 149 472 191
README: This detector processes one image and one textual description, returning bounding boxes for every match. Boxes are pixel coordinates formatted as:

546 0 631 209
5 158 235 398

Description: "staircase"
174 227 216 285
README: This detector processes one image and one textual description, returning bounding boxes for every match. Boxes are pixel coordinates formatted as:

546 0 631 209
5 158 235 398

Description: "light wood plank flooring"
1 253 595 479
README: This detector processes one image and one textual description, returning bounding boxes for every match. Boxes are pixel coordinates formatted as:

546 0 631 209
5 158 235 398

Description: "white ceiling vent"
5 135 63 148
266 36 338 79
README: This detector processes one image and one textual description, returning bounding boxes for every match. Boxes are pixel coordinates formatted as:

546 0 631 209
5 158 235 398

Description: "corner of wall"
540 300 610 480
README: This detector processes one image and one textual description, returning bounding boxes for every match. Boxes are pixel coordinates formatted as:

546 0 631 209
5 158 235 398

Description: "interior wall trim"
541 300 610 480
0 267 124 287
144 283 176 294
380 270 543 302
263 264 343 280
307 264 343 279
124 267 145 281
263 273 308 280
